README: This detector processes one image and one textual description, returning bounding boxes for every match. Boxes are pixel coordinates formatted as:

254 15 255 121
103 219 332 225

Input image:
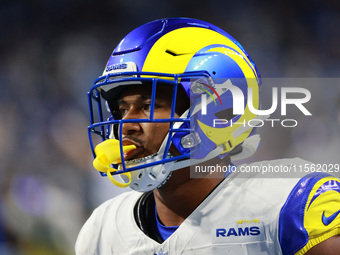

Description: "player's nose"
121 108 142 135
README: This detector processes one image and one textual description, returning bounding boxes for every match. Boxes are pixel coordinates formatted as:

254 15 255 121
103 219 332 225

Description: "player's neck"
153 167 224 227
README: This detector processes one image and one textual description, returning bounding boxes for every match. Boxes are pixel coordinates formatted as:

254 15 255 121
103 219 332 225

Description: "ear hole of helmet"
214 108 236 121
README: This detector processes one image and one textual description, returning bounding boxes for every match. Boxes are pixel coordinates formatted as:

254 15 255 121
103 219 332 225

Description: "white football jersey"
75 158 340 255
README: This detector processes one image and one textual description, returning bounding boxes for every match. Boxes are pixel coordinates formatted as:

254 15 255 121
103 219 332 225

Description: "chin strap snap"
93 139 136 188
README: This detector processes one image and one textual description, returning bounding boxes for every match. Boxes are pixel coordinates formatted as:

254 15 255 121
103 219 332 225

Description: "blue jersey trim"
155 205 179 241
278 172 331 255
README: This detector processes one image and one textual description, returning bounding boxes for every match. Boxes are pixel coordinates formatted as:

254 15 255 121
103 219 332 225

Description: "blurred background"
1 0 340 254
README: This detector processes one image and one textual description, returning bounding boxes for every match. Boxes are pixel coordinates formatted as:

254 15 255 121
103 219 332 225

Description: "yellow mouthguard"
93 139 137 188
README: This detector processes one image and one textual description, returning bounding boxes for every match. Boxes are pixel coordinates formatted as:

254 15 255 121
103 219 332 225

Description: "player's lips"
123 147 144 161
122 138 144 161
122 138 142 148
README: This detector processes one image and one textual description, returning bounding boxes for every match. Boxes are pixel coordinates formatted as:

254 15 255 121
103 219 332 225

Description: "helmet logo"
102 61 137 76
105 63 127 72
200 80 244 115
199 82 222 115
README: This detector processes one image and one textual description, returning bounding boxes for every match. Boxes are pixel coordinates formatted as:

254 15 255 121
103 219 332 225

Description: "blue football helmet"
88 18 262 192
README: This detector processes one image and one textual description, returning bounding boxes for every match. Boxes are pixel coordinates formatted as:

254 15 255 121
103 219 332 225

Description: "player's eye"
143 103 152 112
119 106 129 117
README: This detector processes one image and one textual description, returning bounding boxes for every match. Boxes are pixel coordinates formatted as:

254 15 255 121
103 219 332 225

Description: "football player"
76 18 340 254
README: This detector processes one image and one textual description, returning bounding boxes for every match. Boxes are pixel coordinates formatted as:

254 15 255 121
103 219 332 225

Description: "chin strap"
230 135 260 161
229 114 269 161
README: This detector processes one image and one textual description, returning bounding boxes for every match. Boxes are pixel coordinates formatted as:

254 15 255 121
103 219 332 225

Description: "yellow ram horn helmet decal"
142 27 255 75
